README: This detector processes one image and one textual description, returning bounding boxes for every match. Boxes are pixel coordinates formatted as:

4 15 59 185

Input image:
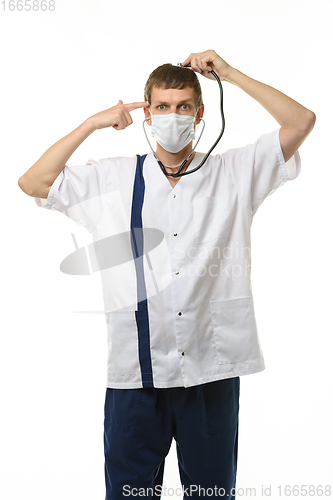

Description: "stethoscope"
142 63 225 177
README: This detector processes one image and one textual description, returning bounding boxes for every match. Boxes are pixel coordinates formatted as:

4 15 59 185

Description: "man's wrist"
220 66 239 85
84 116 98 133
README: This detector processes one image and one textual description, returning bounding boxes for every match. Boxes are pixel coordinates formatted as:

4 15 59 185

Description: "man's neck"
155 141 195 177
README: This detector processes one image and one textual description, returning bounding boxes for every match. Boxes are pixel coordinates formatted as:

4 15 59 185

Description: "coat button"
172 194 176 198
174 233 178 237
181 352 185 356
178 312 182 316
175 271 179 275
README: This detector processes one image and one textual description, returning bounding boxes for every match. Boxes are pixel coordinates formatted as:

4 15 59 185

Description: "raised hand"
181 50 233 82
91 100 150 130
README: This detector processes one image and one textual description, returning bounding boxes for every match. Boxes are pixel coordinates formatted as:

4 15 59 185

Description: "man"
18 50 315 499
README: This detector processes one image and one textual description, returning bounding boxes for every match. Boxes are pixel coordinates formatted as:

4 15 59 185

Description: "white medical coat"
35 128 301 388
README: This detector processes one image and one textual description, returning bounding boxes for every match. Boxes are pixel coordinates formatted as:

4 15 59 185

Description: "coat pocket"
193 195 230 244
106 310 143 375
209 296 262 365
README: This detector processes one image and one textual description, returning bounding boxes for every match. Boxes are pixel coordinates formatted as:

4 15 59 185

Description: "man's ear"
196 104 204 126
144 106 151 126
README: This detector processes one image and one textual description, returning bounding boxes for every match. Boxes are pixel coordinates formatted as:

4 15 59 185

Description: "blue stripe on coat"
130 154 154 388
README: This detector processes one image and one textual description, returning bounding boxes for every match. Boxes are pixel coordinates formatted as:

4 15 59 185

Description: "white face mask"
150 112 197 153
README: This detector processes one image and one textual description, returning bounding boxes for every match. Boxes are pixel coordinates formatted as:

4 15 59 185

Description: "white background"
1 0 332 498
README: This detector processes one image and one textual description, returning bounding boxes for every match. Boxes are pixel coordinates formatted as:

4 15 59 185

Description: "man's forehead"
151 86 196 103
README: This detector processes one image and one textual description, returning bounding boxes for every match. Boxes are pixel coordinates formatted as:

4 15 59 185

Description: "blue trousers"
104 377 240 499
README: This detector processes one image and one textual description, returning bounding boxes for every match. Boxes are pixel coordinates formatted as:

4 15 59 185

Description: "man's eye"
181 104 189 110
157 105 165 110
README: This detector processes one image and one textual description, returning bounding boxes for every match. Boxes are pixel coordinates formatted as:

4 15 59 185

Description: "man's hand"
181 50 233 82
90 100 149 130
182 50 316 164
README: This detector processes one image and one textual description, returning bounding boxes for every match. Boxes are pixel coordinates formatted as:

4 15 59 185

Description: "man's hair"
144 63 203 108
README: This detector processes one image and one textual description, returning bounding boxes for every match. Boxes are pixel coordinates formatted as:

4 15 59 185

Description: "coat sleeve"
34 158 107 233
227 128 301 216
